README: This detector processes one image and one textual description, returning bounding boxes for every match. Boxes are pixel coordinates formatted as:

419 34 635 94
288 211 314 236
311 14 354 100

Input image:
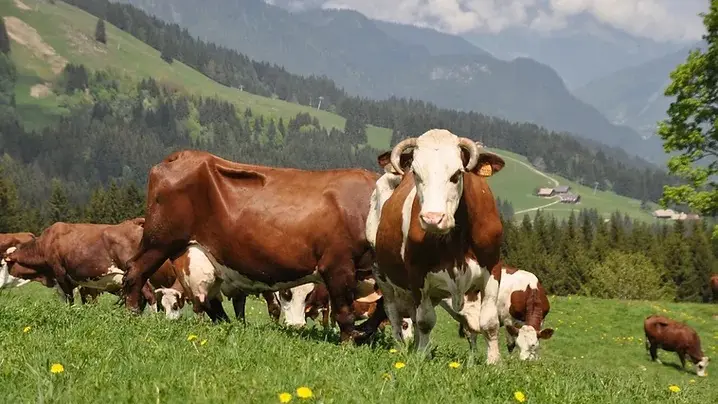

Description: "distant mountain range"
574 44 701 140
114 0 681 163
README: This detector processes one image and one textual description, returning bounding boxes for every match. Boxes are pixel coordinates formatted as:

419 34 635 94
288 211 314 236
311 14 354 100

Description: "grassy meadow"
0 283 716 403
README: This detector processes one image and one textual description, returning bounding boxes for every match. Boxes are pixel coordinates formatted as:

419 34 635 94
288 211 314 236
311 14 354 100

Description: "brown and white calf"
276 281 414 339
2 218 157 307
456 266 553 360
0 232 35 289
644 315 709 376
367 129 506 363
152 242 281 322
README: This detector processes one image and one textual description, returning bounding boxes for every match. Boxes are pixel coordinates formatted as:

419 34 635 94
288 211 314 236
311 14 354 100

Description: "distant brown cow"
2 218 156 307
644 314 709 377
121 150 380 342
711 274 718 302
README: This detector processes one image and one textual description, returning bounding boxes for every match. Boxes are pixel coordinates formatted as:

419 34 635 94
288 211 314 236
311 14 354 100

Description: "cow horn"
390 137 417 175
459 137 481 172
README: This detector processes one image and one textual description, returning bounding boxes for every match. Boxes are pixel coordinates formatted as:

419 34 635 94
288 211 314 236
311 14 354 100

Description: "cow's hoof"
486 352 501 365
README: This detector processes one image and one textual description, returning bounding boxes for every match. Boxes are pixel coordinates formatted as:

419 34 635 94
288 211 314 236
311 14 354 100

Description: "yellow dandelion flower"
278 392 292 403
296 387 313 399
50 363 64 374
23 326 31 333
448 361 461 369
394 362 406 369
200 339 208 346
514 391 526 403
389 348 398 354
187 334 198 342
689 379 696 384
668 385 680 393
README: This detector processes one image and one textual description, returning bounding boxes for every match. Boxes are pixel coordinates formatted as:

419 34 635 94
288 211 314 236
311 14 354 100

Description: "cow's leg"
262 291 281 322
476 264 501 365
124 246 178 314
678 352 686 369
321 307 330 329
205 297 230 323
231 292 248 323
648 342 661 363
55 277 75 305
141 281 157 312
413 292 437 358
320 259 358 343
506 330 517 353
355 296 388 341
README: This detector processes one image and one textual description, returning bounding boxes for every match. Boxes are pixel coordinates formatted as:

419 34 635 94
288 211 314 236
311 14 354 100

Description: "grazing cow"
276 281 414 340
456 266 553 360
368 129 506 363
644 315 709 376
0 232 35 289
152 242 281 322
121 150 380 342
711 274 718 302
2 218 157 307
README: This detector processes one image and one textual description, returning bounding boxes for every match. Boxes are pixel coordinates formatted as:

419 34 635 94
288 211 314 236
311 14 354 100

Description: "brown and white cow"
456 266 553 360
2 218 157 307
0 232 35 289
368 129 506 363
121 150 380 343
276 281 414 340
152 242 281 322
644 314 710 376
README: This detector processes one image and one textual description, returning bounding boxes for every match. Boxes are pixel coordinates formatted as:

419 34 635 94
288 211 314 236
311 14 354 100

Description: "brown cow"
644 315 709 376
121 150 380 342
711 274 718 302
3 218 157 306
366 129 506 363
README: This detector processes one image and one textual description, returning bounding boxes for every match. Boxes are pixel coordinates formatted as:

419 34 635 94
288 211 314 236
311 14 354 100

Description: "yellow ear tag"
478 164 493 177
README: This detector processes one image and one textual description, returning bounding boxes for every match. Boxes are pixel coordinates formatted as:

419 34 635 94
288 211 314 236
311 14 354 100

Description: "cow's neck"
14 240 47 268
523 288 545 329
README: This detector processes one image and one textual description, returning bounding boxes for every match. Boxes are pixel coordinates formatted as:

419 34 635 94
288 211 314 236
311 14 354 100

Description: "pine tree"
688 221 716 302
0 167 22 232
95 18 107 44
46 180 74 225
0 18 10 54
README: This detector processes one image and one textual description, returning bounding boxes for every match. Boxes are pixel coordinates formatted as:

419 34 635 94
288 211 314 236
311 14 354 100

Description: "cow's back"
645 315 699 349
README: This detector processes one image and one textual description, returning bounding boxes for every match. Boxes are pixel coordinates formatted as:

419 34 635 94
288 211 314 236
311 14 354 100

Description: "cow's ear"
379 150 414 174
377 151 391 169
538 328 554 340
506 324 520 337
475 152 506 177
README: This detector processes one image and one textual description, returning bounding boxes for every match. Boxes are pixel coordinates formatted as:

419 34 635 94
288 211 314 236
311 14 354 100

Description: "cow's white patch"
372 265 415 345
696 356 709 377
155 287 183 320
277 282 316 327
185 244 222 305
76 265 124 292
190 241 323 295
366 171 403 249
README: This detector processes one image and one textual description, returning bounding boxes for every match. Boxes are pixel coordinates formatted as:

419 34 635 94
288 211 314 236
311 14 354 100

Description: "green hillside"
1 284 716 402
2 0 661 223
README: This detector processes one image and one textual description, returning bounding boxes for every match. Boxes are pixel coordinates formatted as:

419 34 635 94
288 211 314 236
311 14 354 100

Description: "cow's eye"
450 170 462 183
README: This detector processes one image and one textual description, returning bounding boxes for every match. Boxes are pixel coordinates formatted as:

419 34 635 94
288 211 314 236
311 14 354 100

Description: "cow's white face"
516 325 540 360
389 130 481 235
0 247 30 289
412 143 465 234
399 318 414 341
155 288 184 320
277 283 316 327
697 356 709 377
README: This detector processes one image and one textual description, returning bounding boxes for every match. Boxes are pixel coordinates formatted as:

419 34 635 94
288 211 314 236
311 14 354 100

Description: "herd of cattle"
0 129 712 376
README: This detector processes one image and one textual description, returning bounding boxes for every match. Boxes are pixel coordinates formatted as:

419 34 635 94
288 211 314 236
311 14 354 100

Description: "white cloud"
310 0 704 41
